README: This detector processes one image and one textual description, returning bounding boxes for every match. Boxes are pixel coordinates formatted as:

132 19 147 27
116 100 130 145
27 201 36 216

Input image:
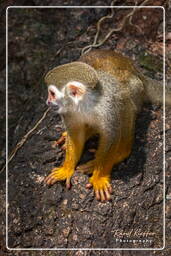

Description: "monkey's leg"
52 131 67 149
45 128 85 188
76 160 95 174
75 128 98 174
87 135 133 201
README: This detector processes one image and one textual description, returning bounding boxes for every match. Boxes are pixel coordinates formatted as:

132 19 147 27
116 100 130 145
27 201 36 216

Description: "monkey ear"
66 81 86 104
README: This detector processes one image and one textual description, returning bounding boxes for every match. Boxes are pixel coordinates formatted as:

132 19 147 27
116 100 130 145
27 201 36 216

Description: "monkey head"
44 62 100 114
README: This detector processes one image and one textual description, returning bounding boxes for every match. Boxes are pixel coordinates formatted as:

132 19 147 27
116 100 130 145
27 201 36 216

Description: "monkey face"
46 81 87 114
46 85 65 113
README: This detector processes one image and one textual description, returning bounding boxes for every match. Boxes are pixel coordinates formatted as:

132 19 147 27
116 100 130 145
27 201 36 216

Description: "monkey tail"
142 75 171 106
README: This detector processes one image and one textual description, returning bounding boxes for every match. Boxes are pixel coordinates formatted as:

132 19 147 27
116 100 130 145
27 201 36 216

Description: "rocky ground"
0 0 171 255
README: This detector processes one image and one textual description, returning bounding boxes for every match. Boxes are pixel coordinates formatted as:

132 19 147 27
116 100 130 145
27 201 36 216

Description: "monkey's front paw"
86 175 112 201
45 167 73 189
52 131 67 150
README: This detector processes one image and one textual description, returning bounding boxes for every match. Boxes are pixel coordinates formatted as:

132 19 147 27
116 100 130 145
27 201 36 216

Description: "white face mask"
46 82 86 113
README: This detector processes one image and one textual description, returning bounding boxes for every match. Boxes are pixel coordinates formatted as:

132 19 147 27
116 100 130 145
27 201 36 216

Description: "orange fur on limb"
45 127 85 188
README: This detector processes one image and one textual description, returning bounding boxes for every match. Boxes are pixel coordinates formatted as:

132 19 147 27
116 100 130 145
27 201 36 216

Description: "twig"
129 0 150 33
0 107 50 175
93 0 116 46
81 0 150 55
81 8 135 55
139 0 150 6
1 40 72 175
129 0 143 34
81 0 116 55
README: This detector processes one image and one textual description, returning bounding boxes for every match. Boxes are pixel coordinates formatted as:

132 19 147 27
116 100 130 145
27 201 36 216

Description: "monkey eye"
49 90 56 99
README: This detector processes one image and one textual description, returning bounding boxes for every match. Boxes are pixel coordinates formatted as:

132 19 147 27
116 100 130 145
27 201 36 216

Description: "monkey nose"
46 99 51 106
46 99 60 111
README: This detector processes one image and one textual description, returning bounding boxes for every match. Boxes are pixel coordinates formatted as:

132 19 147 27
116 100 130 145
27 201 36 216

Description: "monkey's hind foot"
45 166 73 189
76 159 95 174
86 174 112 202
52 131 67 150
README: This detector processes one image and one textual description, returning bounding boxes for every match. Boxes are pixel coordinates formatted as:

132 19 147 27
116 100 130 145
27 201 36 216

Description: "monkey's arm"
45 126 85 188
52 131 67 150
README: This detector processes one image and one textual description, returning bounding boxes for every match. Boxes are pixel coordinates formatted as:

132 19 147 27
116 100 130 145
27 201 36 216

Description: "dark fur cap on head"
44 61 99 89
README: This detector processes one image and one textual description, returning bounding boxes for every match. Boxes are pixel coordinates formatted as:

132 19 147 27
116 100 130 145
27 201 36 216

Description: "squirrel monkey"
44 50 171 201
